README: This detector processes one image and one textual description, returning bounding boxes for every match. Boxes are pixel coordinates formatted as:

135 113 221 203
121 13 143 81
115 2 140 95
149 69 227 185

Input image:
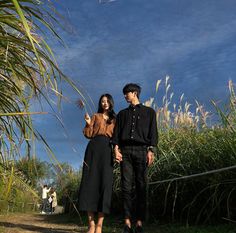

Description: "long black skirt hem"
78 135 113 214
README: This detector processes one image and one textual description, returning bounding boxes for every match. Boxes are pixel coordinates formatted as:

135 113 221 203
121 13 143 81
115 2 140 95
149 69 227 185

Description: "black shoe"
123 225 133 233
134 225 143 233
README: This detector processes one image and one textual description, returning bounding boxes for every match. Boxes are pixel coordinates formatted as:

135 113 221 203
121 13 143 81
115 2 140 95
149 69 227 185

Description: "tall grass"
151 77 236 224
0 0 86 212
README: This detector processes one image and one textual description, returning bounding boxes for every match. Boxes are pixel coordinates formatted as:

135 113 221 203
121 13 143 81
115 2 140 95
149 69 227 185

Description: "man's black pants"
120 145 147 221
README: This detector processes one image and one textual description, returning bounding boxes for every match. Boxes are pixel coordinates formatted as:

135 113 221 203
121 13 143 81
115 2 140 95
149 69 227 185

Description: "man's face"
124 91 136 103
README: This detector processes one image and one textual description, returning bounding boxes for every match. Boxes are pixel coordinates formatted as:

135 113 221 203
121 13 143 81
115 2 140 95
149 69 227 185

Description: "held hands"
114 145 122 163
84 113 91 125
146 151 155 166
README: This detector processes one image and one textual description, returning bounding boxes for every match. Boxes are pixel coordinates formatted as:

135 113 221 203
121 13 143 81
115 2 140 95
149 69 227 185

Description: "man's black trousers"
120 145 147 221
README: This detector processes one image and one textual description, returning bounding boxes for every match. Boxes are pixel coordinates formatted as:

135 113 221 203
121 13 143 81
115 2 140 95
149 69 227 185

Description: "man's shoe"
134 225 143 233
123 225 133 233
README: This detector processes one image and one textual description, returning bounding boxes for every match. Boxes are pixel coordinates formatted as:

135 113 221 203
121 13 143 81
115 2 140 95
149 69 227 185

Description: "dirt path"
0 213 87 233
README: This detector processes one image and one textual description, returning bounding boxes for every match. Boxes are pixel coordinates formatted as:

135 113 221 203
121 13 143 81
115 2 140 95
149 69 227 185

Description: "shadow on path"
0 213 87 233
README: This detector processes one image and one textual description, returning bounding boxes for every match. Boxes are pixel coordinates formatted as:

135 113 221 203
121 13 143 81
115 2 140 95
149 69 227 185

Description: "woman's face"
101 96 110 111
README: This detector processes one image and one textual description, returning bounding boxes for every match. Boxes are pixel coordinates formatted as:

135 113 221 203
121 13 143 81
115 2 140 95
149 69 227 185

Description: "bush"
147 128 236 224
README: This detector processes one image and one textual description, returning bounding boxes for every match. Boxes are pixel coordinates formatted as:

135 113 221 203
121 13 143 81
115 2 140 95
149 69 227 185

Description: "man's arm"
111 112 120 145
114 144 123 163
147 109 158 166
149 108 158 151
111 112 123 163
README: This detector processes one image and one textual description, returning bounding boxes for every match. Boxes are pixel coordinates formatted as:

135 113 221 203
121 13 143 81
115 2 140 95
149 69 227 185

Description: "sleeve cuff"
147 146 157 155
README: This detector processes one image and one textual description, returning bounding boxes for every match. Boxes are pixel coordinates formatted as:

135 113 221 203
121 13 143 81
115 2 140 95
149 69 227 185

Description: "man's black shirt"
112 104 158 147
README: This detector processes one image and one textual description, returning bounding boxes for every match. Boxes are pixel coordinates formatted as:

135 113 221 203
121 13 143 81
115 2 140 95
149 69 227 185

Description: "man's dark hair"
123 83 141 98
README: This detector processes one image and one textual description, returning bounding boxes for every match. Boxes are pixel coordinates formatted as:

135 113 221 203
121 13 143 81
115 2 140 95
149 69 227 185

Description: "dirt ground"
0 213 87 233
1 213 235 233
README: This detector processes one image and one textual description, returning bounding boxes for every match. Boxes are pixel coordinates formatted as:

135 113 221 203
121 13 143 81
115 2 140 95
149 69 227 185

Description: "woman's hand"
84 113 91 125
114 145 122 163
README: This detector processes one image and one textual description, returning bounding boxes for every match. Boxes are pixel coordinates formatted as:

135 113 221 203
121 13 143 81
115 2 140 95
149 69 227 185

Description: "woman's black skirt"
78 135 113 214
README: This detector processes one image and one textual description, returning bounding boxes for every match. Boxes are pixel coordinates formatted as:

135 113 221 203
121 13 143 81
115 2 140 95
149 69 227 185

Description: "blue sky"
32 0 236 168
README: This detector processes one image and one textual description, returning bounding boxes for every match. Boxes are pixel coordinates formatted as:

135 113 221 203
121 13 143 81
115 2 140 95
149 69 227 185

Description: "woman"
78 94 116 233
49 188 57 214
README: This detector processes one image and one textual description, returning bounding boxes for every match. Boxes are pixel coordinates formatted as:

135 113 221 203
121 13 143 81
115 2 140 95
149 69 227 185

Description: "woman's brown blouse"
83 113 115 138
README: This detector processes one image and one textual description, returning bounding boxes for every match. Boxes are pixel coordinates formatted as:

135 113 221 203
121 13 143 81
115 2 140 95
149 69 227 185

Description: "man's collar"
129 103 142 108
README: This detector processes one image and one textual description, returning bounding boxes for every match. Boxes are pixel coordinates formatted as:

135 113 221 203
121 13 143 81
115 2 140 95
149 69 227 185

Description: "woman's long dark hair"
97 93 116 124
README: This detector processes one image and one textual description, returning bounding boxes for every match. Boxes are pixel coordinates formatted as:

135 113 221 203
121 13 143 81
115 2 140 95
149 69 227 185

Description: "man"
112 83 158 233
41 184 51 214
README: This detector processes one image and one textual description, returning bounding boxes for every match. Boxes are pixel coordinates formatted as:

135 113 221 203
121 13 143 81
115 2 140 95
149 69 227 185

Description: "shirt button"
133 115 135 118
132 122 135 125
131 136 134 139
133 109 136 111
131 129 134 132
